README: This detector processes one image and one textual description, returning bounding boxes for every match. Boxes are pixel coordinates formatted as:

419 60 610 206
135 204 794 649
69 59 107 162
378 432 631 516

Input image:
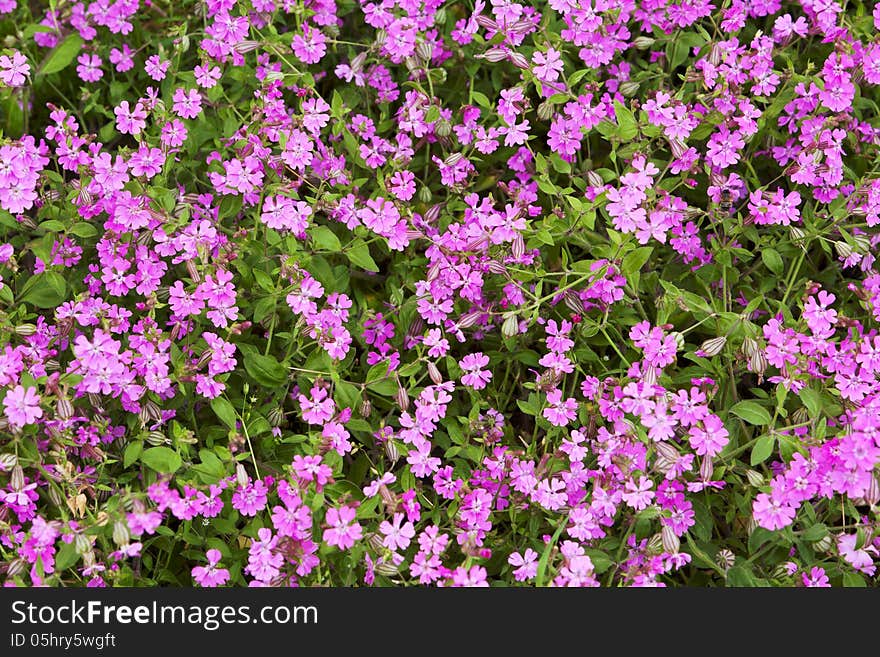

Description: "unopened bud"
267 406 285 427
699 336 727 357
236 463 249 488
47 484 62 507
633 36 655 50
75 533 92 554
481 48 508 63
418 185 432 203
416 40 434 62
6 558 27 577
647 532 664 554
670 331 685 351
700 455 714 481
113 521 130 547
509 51 529 69
834 240 853 260
56 396 74 421
537 101 555 121
457 310 483 329
812 535 834 552
427 361 443 385
234 40 260 54
384 440 399 464
351 51 368 74
359 397 372 418
661 525 680 553
716 548 735 572
586 170 603 188
434 118 451 137
14 324 37 336
475 15 498 30
512 233 525 260
0 453 16 470
10 465 24 492
146 431 167 446
395 383 410 412
374 559 401 576
746 469 765 487
486 260 507 275
501 313 519 339
741 336 759 358
864 475 880 506
367 532 386 552
620 81 640 97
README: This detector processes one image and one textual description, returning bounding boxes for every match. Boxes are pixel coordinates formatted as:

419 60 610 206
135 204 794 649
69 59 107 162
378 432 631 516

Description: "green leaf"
801 523 827 542
622 246 653 291
798 387 822 418
141 446 182 474
243 351 288 387
37 34 84 76
750 433 776 465
346 240 379 272
311 225 342 252
613 100 638 141
731 400 772 425
69 222 98 238
211 397 238 430
726 564 759 587
19 272 67 308
761 248 784 275
123 440 143 468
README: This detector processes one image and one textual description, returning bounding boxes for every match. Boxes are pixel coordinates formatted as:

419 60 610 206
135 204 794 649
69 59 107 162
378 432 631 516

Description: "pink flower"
192 549 230 587
172 87 202 119
323 505 362 550
76 54 103 82
0 50 29 87
292 25 327 64
752 493 796 530
114 100 147 136
379 512 416 551
543 388 578 427
3 385 42 429
508 548 539 581
459 352 492 389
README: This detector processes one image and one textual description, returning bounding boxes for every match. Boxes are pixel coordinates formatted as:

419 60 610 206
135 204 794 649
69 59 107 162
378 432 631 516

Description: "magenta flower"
3 385 42 429
0 50 29 86
543 388 578 427
379 512 416 551
192 549 230 587
323 505 362 551
459 352 492 389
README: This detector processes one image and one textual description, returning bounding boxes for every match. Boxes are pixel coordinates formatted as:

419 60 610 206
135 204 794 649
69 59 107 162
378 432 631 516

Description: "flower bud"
374 559 401 576
384 440 399 464
418 185 432 203
457 310 483 329
75 533 92 555
236 463 249 488
395 383 410 412
745 469 765 488
661 525 680 553
56 396 74 421
233 40 260 54
47 484 62 508
537 101 556 121
113 520 130 547
146 431 168 446
434 118 452 137
14 323 36 336
512 233 525 260
359 396 372 418
620 81 639 97
699 336 727 357
670 331 685 351
501 313 520 339
586 170 603 188
749 349 768 381
508 51 529 69
700 455 714 481
427 361 443 385
267 406 285 427
716 548 735 572
416 40 434 62
647 532 664 554
0 453 17 470
10 465 24 492
486 260 507 275
741 336 759 358
475 15 498 30
6 558 27 577
864 475 880 506
481 48 507 63
834 240 853 260
633 36 655 50
812 535 833 552
351 51 368 74
367 532 386 552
